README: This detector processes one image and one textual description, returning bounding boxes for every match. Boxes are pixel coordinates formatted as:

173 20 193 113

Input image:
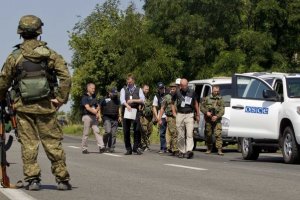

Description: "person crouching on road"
81 83 105 154
99 88 122 153
200 85 225 155
172 79 200 159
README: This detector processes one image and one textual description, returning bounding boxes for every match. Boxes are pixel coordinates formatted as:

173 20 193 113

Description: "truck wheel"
241 138 260 160
282 126 300 164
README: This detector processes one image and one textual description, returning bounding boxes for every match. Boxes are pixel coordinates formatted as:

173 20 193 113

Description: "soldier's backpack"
12 49 55 102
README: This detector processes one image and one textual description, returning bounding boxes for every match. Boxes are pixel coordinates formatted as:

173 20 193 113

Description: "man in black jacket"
99 88 121 153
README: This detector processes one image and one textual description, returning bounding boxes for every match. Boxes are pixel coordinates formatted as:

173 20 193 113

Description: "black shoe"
99 147 105 154
178 152 185 158
25 179 41 191
57 181 72 190
171 151 179 156
124 150 132 155
109 148 115 153
133 148 143 155
186 151 194 159
82 149 89 154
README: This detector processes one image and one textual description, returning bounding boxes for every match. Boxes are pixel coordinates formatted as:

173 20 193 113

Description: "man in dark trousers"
120 74 145 155
99 88 122 153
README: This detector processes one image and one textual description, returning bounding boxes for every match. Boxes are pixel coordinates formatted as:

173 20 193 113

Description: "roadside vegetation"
68 0 300 122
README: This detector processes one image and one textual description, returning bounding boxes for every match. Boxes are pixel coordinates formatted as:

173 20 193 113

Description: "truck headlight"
221 117 230 128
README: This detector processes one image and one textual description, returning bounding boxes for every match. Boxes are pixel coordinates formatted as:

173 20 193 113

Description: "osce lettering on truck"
244 106 269 114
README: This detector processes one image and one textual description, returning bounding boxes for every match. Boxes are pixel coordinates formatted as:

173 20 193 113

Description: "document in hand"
124 108 137 120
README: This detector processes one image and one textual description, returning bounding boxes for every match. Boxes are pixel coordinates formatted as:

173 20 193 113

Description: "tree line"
69 0 300 122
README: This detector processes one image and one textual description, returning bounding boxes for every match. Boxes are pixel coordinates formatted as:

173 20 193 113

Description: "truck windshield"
287 78 300 98
219 84 231 104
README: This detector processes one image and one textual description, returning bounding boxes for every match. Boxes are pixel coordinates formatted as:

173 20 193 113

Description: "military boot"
57 181 72 190
205 146 212 154
26 179 41 191
218 149 224 156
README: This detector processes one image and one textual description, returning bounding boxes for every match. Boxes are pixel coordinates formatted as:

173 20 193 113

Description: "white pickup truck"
228 72 300 164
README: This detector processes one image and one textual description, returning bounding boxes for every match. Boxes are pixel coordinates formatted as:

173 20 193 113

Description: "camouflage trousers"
140 116 153 149
205 122 223 149
16 112 70 183
166 116 178 152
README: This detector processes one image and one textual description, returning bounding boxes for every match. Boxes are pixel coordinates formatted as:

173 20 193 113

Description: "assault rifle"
209 108 216 116
6 92 18 138
0 100 14 188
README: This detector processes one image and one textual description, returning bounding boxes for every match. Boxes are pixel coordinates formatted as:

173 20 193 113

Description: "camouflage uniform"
161 94 178 153
200 95 225 151
0 39 71 183
140 96 153 149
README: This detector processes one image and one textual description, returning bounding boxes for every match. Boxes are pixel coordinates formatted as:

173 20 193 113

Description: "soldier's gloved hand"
50 98 62 110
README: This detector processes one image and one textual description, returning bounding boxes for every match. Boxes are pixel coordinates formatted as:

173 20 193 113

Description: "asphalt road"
1 133 300 200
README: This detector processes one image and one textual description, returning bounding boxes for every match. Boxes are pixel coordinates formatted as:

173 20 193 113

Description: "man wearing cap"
99 88 122 153
172 78 200 159
153 82 168 153
158 82 178 156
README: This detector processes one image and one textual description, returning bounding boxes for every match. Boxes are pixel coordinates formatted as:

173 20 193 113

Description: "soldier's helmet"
17 15 43 35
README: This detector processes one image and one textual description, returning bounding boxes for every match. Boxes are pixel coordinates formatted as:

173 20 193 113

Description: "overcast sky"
0 0 144 112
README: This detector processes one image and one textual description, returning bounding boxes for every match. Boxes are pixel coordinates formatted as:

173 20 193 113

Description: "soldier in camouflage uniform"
200 85 225 155
140 84 153 151
158 83 178 156
0 15 72 190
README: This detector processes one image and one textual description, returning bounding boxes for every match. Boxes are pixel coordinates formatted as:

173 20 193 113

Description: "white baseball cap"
175 78 181 85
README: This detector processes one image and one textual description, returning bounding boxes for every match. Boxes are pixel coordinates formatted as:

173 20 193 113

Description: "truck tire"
282 126 300 164
241 137 260 160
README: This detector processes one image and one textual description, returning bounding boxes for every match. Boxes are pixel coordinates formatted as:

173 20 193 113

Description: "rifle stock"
6 92 18 138
0 101 11 188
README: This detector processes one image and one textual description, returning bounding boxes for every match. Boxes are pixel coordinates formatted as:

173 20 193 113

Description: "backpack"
12 49 54 102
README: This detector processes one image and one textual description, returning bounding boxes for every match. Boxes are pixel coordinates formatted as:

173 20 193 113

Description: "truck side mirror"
263 89 279 101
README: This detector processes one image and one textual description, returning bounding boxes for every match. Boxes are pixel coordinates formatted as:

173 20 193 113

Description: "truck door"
198 84 211 137
228 75 281 139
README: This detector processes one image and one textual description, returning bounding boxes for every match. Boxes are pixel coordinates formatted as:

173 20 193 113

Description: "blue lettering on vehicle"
245 106 268 114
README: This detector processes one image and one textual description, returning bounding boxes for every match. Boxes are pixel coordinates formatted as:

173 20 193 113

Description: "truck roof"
189 77 231 85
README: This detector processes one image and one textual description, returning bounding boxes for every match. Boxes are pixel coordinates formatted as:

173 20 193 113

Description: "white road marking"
164 164 208 171
103 153 123 157
68 146 80 149
0 187 37 200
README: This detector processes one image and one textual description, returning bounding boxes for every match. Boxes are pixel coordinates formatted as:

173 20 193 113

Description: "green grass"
62 123 161 144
